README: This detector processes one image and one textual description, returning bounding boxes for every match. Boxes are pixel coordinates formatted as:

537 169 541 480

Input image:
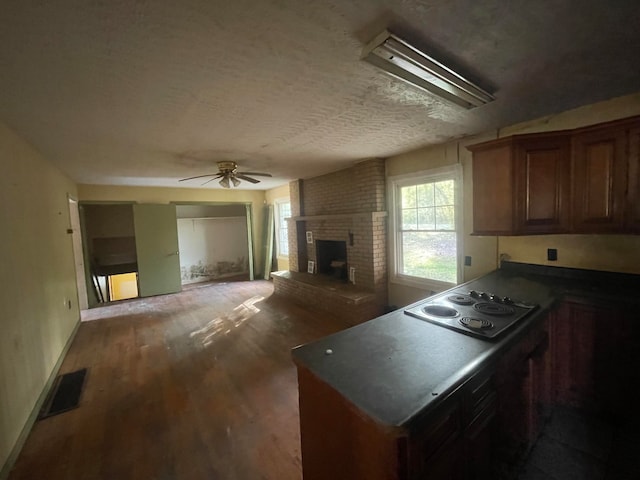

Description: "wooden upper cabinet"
628 124 640 232
469 139 515 235
468 115 640 236
515 136 571 234
468 134 570 235
572 126 628 232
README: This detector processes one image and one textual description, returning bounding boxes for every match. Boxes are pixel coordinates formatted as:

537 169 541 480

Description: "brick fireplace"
272 159 387 324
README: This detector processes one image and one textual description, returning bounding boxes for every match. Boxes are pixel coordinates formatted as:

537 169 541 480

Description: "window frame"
274 198 291 259
388 164 463 292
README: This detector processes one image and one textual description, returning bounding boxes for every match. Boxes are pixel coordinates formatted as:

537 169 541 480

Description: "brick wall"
302 159 385 215
281 158 388 316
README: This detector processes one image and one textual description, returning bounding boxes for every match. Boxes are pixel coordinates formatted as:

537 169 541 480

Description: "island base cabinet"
493 318 552 477
297 366 404 480
296 365 498 480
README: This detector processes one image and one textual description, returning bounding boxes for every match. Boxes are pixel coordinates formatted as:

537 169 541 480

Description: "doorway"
68 197 88 310
81 203 138 306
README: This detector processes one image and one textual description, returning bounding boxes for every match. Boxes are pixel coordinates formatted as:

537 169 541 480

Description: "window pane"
279 202 291 225
417 207 435 230
434 180 454 206
402 208 418 230
276 201 291 256
435 205 455 230
417 183 434 207
279 229 289 255
401 185 417 208
400 232 457 283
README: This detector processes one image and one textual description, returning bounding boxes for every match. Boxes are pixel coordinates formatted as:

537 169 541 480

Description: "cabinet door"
471 143 515 235
409 402 464 479
572 127 628 232
493 320 550 476
553 299 640 416
515 136 571 234
463 395 496 480
628 124 640 232
551 301 598 409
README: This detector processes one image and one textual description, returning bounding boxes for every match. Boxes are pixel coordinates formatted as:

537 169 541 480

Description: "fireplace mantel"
288 211 387 222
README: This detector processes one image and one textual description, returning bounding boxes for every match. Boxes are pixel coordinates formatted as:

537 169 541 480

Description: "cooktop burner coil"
446 294 475 305
460 317 494 330
422 304 459 317
473 302 515 316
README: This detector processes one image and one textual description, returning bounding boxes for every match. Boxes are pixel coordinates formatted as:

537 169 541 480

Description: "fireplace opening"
316 240 348 280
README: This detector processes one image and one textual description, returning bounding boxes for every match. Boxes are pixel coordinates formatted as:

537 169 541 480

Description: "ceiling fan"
179 161 272 188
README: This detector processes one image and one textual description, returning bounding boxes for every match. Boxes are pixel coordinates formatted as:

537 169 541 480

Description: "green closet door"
133 204 181 297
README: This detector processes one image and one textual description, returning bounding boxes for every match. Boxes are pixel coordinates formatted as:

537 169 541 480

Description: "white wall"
0 122 80 476
178 217 249 283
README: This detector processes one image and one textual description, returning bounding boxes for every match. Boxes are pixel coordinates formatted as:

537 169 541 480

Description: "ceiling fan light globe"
231 176 241 187
219 177 231 188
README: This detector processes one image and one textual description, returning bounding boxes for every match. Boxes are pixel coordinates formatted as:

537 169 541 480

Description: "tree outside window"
390 165 462 289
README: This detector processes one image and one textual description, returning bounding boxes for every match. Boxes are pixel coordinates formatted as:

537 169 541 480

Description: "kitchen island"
292 261 640 479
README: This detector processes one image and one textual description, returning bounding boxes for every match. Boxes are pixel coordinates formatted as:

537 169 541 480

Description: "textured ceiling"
1 0 639 190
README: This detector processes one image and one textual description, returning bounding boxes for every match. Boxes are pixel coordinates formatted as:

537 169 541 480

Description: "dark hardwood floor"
9 280 351 480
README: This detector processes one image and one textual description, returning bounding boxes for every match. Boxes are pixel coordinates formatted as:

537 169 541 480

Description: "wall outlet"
547 248 558 261
349 267 356 284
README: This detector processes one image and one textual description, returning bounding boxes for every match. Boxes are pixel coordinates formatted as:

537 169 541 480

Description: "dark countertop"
291 262 640 427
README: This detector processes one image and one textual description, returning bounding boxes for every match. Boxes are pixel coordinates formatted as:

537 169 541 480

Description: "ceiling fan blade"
237 171 272 177
236 174 261 184
201 175 223 186
179 173 222 182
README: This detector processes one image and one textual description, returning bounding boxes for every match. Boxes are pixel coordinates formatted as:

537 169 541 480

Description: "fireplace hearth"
316 240 347 280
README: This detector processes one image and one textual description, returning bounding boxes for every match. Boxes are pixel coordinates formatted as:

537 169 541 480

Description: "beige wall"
0 123 80 475
386 92 640 307
77 184 268 278
265 184 291 271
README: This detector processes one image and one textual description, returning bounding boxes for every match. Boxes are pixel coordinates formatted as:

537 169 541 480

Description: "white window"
389 165 462 291
274 199 291 258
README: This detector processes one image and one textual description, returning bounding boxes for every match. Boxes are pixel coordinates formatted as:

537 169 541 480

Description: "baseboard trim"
0 318 81 480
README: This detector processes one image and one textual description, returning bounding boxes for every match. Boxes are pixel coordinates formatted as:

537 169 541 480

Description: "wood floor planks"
9 280 351 480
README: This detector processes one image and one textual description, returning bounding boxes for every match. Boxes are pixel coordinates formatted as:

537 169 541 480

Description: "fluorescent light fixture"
362 30 495 109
